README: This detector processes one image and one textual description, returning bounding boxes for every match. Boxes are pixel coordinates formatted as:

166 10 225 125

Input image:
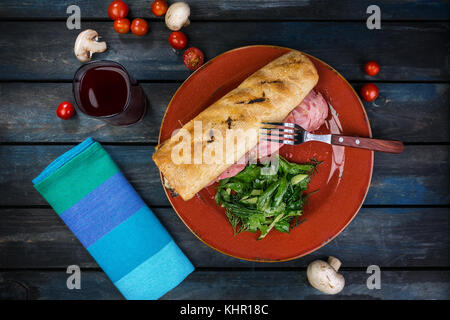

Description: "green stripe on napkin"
34 142 119 214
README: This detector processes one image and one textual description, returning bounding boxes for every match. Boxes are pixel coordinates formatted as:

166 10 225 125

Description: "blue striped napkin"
32 138 194 299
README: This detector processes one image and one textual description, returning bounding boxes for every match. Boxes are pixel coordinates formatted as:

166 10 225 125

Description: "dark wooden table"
0 0 449 300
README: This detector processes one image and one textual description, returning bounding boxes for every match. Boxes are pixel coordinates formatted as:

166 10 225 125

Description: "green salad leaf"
215 155 320 240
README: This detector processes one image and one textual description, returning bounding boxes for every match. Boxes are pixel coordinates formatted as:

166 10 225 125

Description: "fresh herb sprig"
215 155 320 240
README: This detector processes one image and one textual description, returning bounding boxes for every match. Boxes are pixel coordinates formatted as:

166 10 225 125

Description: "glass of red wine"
73 60 147 126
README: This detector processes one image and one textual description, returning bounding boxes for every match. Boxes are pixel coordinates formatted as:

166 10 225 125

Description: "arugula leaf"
233 164 261 183
215 155 320 240
274 219 290 233
223 181 247 193
257 180 281 211
273 176 289 207
279 156 315 175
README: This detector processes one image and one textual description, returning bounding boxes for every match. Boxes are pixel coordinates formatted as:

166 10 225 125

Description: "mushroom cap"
307 259 345 295
74 29 107 62
165 2 191 31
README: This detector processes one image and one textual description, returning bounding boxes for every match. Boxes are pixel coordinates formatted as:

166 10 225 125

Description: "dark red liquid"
73 60 147 126
78 65 129 117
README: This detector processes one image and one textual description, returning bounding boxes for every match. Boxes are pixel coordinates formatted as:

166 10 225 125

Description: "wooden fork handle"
331 135 404 154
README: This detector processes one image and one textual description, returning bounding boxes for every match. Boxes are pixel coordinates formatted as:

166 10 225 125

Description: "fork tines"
261 122 303 130
259 122 302 145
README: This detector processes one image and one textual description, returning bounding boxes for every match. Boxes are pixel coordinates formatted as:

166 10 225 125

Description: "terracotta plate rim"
157 45 374 262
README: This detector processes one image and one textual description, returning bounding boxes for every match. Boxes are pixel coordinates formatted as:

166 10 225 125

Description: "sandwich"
153 50 328 201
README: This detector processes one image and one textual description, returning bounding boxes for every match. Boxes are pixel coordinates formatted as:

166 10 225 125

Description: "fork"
260 122 404 154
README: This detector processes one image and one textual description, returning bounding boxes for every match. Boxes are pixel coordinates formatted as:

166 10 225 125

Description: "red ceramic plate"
158 45 373 262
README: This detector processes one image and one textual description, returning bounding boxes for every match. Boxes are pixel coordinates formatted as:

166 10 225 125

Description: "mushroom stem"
88 40 107 53
328 256 341 271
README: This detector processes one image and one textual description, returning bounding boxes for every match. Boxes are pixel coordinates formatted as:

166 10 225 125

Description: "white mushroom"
74 29 107 62
307 256 345 295
165 2 190 31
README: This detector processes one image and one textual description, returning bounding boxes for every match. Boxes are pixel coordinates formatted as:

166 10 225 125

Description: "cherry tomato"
131 18 149 36
108 1 129 20
168 31 187 50
113 18 130 34
183 47 204 71
364 61 380 76
56 101 76 120
360 83 379 102
151 0 168 16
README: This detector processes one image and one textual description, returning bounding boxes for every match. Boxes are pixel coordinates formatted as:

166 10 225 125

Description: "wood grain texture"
0 270 448 300
362 83 450 143
0 207 448 269
331 135 404 154
0 83 448 143
0 22 448 81
0 0 448 20
0 145 448 206
0 0 448 302
0 83 176 143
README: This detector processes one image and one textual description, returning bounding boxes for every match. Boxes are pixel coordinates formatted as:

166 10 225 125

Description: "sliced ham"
289 89 329 132
214 90 328 181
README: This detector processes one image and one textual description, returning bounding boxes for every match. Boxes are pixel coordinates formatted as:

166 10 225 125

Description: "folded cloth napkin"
32 138 194 300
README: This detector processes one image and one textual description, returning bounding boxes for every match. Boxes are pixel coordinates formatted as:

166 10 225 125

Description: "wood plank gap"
0 80 73 84
0 79 184 84
0 205 174 210
349 80 450 84
2 266 449 272
2 142 449 147
361 204 450 209
0 80 448 84
195 266 450 272
0 204 448 210
0 142 159 146
1 18 449 23
403 142 450 146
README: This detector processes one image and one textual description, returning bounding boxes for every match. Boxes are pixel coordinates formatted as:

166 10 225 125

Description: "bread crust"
153 51 319 200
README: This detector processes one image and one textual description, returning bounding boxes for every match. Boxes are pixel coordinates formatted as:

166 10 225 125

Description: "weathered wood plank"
0 83 176 143
0 145 447 206
370 146 449 205
0 207 448 269
1 83 448 143
0 270 448 300
0 0 448 20
0 21 448 81
0 145 163 205
165 270 450 300
363 83 450 143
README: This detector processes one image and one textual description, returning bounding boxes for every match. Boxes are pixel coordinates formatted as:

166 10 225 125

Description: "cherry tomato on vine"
108 1 129 20
168 31 187 50
131 18 149 36
183 47 204 71
56 101 76 120
151 0 168 16
364 61 380 76
113 18 131 34
360 83 379 102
